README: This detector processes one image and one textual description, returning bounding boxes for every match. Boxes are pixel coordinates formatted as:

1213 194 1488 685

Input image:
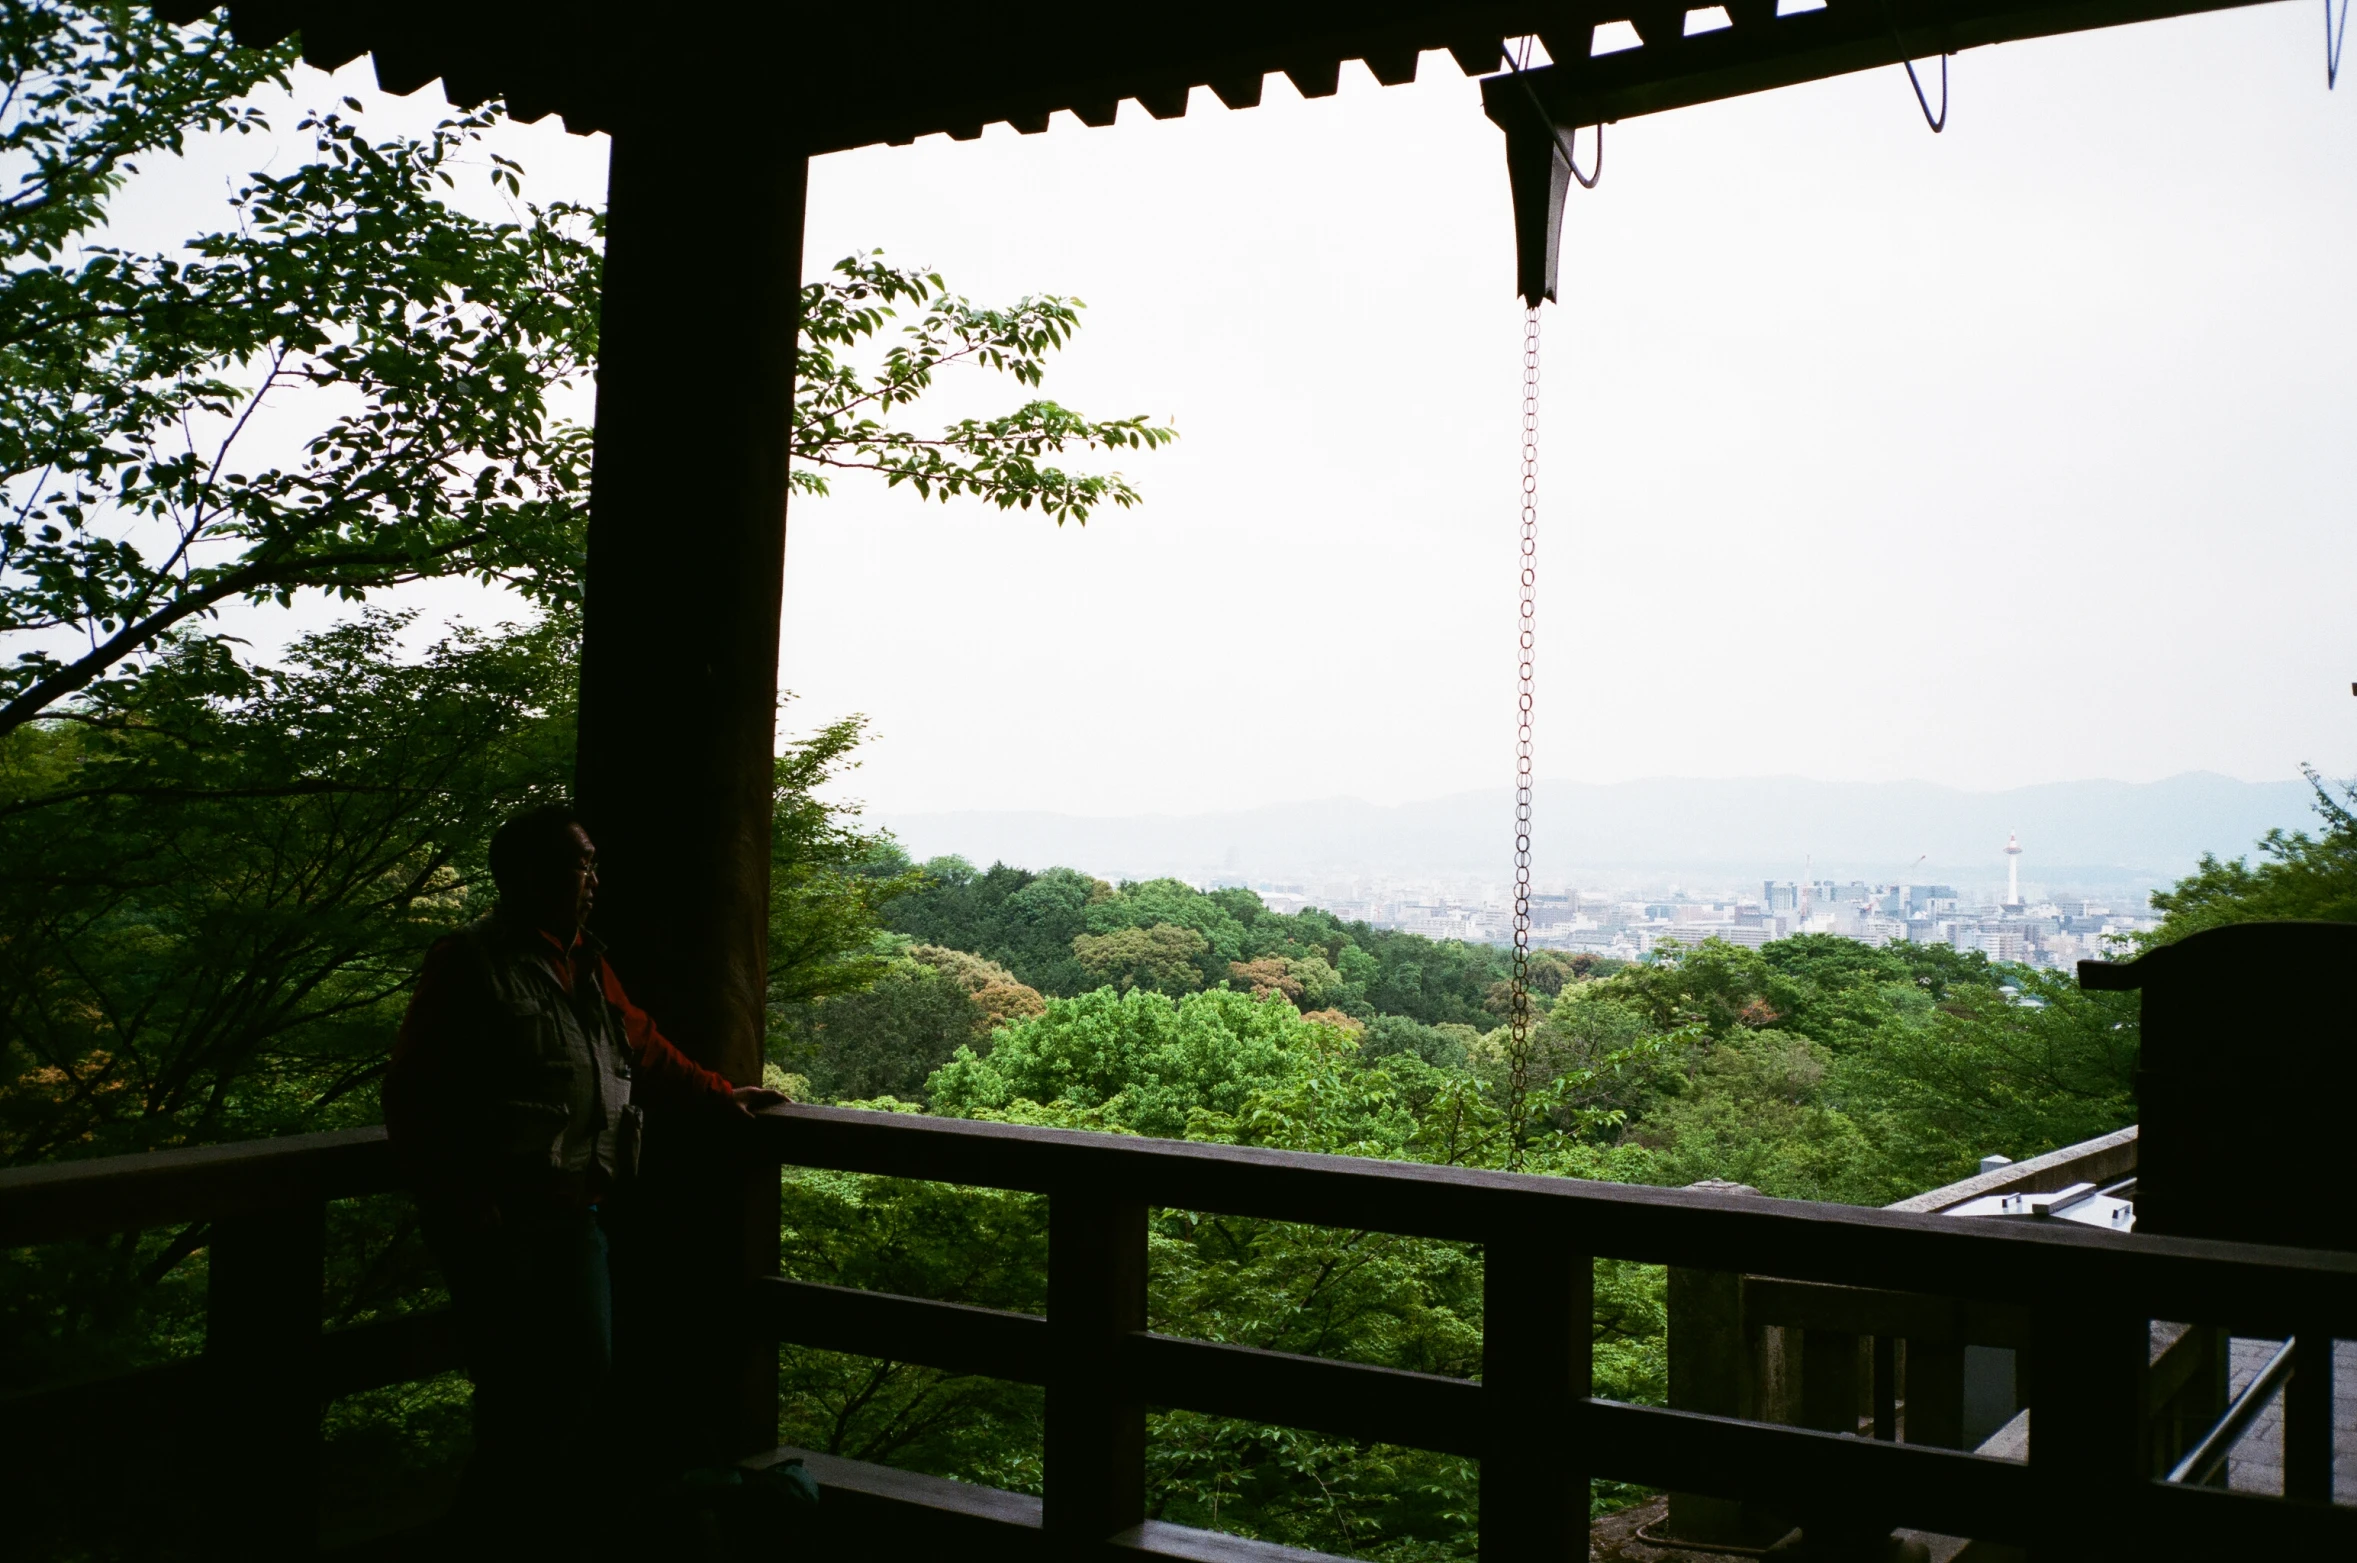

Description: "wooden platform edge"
744 1445 1358 1562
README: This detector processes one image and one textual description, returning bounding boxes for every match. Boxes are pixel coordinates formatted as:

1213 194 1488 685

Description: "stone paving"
2223 1336 2357 1502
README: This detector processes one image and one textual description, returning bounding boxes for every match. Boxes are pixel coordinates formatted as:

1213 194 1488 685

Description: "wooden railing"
1656 1127 2184 1551
4 1109 2354 1560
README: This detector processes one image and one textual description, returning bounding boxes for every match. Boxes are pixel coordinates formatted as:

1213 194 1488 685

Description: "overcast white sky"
121 4 2357 817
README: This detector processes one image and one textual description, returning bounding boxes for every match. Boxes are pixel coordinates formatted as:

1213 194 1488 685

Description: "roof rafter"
150 0 2276 149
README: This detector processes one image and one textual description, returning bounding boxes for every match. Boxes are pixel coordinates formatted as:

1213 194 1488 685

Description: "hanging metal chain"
1505 303 1541 1162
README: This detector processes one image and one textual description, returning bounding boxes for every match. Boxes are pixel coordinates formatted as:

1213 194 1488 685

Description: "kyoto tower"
2003 832 2024 912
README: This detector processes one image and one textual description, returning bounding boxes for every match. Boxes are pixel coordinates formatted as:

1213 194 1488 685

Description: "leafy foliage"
0 610 571 1164
884 859 1527 1026
774 947 1042 1106
1 3 293 258
2149 765 2357 936
765 714 920 1011
794 253 1174 524
1 96 604 741
1 14 1172 749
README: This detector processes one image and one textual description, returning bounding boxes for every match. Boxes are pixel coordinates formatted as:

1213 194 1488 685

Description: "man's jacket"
385 911 737 1207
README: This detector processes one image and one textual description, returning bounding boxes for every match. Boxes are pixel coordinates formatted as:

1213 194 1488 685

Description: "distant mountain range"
877 773 2326 893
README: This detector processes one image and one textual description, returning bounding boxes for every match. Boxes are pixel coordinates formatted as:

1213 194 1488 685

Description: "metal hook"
2331 0 2352 88
1882 0 1950 132
1902 52 1948 132
1560 122 1603 189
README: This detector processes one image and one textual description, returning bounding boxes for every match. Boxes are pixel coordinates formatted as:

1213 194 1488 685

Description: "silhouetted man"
384 804 784 1551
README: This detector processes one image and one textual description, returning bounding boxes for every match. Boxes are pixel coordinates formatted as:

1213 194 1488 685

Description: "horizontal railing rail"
746 1107 2357 1339
5 1109 2353 1560
0 1125 398 1247
736 1107 2357 1558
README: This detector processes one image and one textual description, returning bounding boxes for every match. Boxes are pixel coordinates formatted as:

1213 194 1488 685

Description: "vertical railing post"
737 1163 783 1454
206 1202 327 1560
1799 1327 1864 1434
1480 1228 1589 1562
1045 1190 1147 1552
2026 1303 2145 1563
2283 1328 2335 1503
1666 1266 1784 1547
1872 1335 1899 1442
1903 1332 1967 1448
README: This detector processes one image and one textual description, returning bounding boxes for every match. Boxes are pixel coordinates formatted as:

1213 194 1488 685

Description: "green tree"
794 254 1174 523
882 859 1109 995
774 946 1043 1106
765 715 920 1012
2149 766 2357 936
2 88 603 740
1 12 1173 742
1832 966 2140 1192
779 961 989 1106
2 3 1173 1161
927 986 1336 1140
1071 922 1211 994
0 610 570 1164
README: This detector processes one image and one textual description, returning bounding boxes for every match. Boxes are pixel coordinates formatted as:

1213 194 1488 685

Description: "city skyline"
1224 829 2151 972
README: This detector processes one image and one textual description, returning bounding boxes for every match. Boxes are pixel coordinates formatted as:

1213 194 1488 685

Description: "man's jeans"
430 1202 612 1553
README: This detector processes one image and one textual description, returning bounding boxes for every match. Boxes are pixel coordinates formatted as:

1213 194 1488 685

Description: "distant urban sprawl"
1232 835 2154 971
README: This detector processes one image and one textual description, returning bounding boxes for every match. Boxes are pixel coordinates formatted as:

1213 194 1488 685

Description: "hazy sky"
117 5 2357 817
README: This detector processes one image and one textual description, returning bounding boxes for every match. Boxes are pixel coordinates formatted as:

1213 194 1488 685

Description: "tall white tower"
2003 832 2024 912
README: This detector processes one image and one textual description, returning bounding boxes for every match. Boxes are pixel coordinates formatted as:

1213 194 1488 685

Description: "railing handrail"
6 1111 2353 1338
10 1107 2355 1555
745 1105 2357 1337
1886 1124 2139 1213
0 1125 395 1247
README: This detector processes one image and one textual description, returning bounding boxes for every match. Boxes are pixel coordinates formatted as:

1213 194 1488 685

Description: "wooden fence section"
5 1110 2355 1561
1652 1125 2213 1551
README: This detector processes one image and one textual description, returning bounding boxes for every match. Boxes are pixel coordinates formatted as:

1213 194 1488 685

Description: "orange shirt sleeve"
597 958 738 1104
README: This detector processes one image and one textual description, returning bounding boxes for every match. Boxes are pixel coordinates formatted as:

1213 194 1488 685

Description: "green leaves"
0 5 293 261
0 609 578 1164
1 56 605 740
2147 766 2357 936
2 11 1170 749
792 252 1175 525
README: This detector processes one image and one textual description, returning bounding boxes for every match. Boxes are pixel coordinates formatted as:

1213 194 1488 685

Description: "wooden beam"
1045 1193 1147 1547
747 1444 1389 1562
2024 1301 2146 1561
745 1108 2357 1340
0 1126 393 1247
166 0 2288 150
1484 0 2275 132
1479 1231 1588 1560
1743 1276 2030 1349
206 1205 325 1560
751 1277 1050 1383
1590 1400 2033 1543
576 112 805 1088
1123 1332 1480 1454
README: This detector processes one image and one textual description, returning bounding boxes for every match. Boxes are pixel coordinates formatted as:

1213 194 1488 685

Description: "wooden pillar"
577 108 808 1466
1666 1267 1780 1546
2025 1304 2144 1563
206 1205 326 1560
1480 1232 1589 1562
577 106 805 1081
1045 1192 1147 1552
2282 1330 2335 1503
